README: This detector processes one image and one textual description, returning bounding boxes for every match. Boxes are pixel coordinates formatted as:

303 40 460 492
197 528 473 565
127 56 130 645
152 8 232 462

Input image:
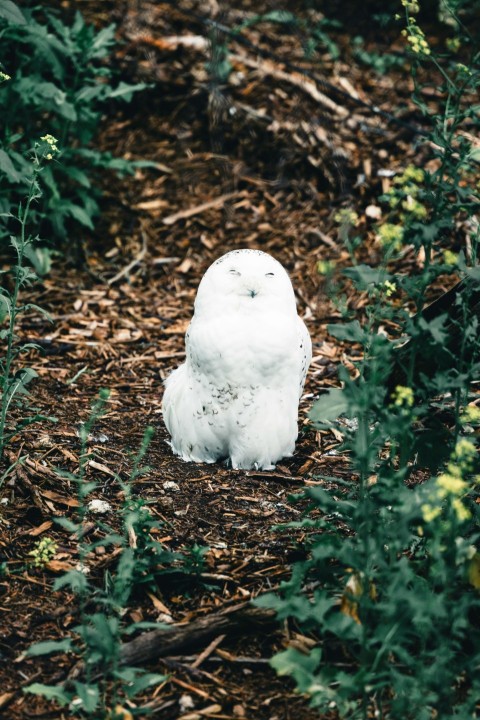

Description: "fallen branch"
134 34 348 119
234 54 348 118
120 601 277 667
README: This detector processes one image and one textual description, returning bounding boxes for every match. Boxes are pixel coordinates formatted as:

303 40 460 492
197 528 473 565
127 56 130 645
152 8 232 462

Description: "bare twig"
108 231 148 286
162 192 243 225
190 633 226 669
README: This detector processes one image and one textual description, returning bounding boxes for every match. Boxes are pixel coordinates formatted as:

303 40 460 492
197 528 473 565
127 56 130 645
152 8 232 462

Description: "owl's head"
194 249 297 316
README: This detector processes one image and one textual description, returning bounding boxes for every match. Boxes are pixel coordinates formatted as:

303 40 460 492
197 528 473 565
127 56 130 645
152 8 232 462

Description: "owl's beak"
249 289 258 298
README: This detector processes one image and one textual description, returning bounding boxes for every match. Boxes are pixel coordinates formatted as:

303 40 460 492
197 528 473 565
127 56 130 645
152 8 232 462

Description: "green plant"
0 4 148 260
0 135 57 463
22 390 215 717
352 36 405 74
334 208 362 258
260 3 480 717
28 536 58 568
183 543 210 575
24 392 170 717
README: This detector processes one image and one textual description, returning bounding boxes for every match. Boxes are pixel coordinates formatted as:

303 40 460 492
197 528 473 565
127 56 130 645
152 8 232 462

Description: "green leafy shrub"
261 4 480 717
0 3 147 262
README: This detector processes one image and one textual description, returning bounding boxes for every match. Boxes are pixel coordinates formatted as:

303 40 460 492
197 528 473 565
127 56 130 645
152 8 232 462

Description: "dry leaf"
41 490 80 507
108 706 134 720
88 459 117 477
469 554 480 589
134 198 169 211
46 560 76 573
178 704 223 720
0 692 14 710
340 573 362 625
147 592 172 615
28 520 53 536
340 573 377 624
177 258 193 274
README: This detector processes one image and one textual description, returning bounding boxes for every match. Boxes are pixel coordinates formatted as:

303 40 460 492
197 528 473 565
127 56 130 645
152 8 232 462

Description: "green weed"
0 136 57 463
22 392 211 717
352 37 405 75
24 392 171 718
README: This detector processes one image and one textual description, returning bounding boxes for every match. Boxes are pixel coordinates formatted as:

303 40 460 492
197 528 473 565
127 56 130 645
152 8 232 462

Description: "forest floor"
0 1 458 718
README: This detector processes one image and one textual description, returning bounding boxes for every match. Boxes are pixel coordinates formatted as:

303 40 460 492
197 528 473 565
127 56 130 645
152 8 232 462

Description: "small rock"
157 612 175 624
38 434 52 447
77 424 109 443
365 204 382 220
178 694 195 712
85 428 109 443
163 481 180 492
377 168 396 178
158 496 174 508
75 562 90 575
87 499 112 514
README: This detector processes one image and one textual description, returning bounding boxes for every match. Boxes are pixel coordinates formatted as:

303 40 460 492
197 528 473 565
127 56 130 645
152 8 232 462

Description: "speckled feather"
162 249 312 470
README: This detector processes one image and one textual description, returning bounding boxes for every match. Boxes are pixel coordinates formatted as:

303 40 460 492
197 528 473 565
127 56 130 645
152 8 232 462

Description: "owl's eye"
229 269 241 276
265 272 275 277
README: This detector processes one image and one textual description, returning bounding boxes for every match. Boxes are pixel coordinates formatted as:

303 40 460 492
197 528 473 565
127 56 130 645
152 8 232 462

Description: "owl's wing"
297 316 312 399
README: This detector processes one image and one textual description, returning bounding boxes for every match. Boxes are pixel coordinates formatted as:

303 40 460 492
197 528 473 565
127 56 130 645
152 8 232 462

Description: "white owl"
162 249 312 470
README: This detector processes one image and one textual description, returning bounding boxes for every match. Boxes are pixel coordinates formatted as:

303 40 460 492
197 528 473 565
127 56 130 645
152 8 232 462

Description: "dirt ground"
0 1 457 718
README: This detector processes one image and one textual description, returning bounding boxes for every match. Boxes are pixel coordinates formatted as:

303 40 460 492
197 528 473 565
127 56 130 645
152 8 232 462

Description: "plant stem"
0 168 39 459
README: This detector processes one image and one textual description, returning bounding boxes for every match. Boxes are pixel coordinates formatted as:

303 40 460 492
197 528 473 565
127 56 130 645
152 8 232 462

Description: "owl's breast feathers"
186 306 304 389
